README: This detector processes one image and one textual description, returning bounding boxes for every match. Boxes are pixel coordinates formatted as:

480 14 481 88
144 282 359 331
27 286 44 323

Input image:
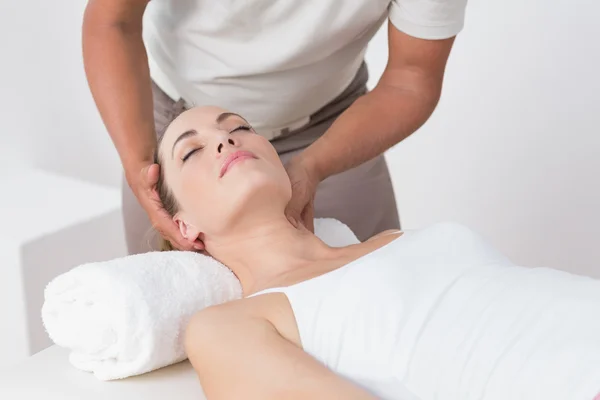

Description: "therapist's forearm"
82 0 155 183
300 70 443 181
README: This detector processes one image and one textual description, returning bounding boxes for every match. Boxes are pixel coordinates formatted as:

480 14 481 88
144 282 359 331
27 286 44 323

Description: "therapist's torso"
142 0 467 139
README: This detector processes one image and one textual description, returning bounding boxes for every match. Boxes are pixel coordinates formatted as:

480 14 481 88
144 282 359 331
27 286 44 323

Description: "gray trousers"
122 62 400 254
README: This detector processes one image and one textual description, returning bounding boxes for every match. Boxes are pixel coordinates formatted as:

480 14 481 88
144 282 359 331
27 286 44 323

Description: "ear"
173 214 202 244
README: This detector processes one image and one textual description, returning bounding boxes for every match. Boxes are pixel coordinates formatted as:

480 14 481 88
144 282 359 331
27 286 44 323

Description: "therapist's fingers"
286 185 315 232
301 200 315 233
285 181 305 223
284 157 319 232
145 163 160 186
148 188 198 251
142 164 198 252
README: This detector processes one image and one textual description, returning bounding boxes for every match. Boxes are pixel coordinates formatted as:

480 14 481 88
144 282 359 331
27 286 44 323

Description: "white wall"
0 0 122 187
1 0 598 280
0 1 126 367
367 0 600 277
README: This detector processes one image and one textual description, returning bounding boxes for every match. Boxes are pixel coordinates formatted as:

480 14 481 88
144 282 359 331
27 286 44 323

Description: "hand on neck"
204 213 338 294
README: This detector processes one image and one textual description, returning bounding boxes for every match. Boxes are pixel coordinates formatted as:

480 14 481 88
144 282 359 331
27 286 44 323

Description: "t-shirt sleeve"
389 0 468 40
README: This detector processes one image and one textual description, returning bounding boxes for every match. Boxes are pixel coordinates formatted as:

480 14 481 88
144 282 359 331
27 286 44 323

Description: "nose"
216 135 239 154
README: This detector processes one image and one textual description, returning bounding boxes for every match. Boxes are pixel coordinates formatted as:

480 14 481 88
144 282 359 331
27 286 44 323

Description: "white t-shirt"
142 0 467 139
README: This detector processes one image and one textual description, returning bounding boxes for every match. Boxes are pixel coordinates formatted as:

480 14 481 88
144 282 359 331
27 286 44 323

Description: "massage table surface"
0 346 206 400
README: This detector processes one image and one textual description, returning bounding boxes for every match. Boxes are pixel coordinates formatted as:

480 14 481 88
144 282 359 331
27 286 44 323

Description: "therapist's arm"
299 23 455 181
83 0 154 184
83 0 196 251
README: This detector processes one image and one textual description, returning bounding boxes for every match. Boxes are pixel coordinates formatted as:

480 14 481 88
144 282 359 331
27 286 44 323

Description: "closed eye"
182 147 203 162
230 125 252 133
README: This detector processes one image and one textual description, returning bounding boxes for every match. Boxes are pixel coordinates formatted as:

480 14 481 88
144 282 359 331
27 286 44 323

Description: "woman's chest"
263 255 412 378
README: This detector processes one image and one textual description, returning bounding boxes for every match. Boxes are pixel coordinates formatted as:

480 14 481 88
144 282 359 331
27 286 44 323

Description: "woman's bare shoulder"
197 295 264 318
187 293 301 347
185 298 270 344
365 229 403 242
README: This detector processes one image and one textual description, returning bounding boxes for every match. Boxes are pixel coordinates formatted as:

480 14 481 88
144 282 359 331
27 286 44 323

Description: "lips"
219 150 257 178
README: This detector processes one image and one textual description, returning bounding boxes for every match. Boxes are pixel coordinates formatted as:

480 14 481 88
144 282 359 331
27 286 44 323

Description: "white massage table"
0 346 206 400
4 223 599 400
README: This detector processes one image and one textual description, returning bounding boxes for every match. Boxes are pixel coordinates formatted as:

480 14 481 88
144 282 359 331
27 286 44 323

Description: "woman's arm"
184 304 378 400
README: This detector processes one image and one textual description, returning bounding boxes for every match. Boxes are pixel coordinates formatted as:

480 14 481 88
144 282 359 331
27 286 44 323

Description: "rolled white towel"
41 218 358 380
42 251 240 380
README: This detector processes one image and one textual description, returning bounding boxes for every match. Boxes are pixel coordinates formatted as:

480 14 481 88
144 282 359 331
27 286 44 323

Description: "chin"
224 172 291 217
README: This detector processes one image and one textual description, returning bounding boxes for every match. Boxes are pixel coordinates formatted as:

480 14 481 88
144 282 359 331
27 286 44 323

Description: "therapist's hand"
284 156 321 233
129 163 204 252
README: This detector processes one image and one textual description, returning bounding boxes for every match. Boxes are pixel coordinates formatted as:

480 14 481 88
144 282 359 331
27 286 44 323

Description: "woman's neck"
204 215 340 294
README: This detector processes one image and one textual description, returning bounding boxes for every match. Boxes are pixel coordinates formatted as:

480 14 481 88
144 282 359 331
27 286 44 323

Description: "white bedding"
0 345 204 400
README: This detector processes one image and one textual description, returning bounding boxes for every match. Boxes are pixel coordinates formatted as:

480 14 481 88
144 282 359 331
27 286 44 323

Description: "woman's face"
158 106 292 240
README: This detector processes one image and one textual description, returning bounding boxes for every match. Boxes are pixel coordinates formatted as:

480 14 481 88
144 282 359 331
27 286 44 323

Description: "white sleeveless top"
251 223 600 400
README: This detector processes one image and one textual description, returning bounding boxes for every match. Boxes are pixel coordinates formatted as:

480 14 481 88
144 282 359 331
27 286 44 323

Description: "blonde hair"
154 104 187 252
158 236 176 252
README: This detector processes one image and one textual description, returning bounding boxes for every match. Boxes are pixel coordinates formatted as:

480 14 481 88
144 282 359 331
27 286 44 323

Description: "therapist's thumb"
285 203 302 228
301 200 315 233
145 164 160 187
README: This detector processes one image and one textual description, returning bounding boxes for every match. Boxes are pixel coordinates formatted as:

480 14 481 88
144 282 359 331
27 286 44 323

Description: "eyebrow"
171 129 198 159
170 112 248 159
216 112 246 124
